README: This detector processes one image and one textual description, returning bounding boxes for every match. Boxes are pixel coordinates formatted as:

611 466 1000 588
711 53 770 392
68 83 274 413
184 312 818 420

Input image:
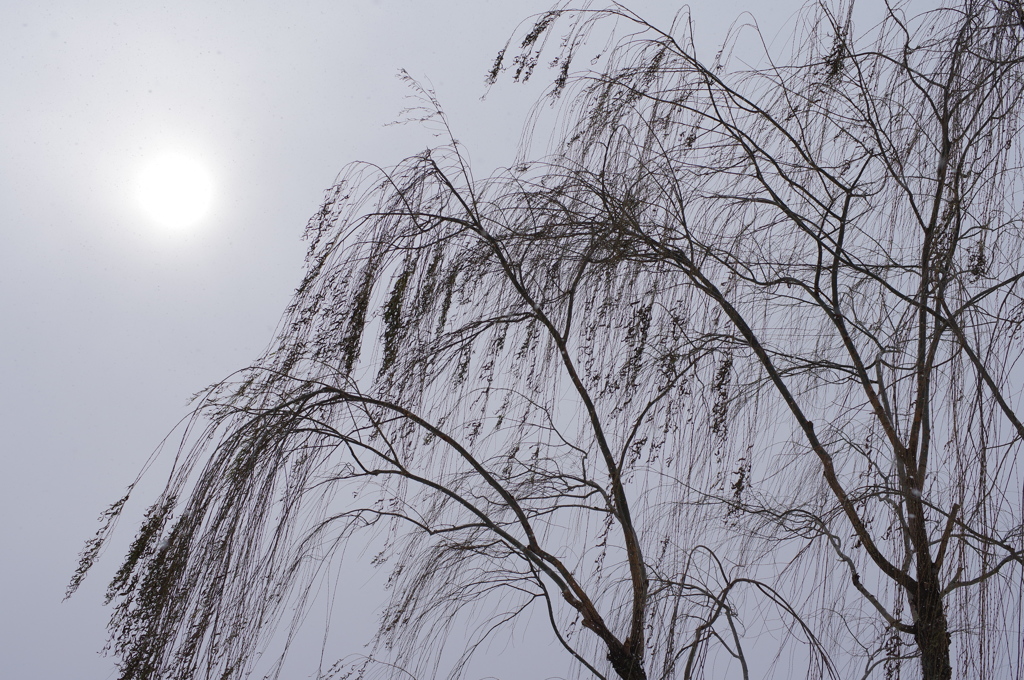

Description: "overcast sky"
0 2 795 678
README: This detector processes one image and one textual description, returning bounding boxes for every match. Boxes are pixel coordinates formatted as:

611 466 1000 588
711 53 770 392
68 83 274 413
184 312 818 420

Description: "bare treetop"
72 2 1024 679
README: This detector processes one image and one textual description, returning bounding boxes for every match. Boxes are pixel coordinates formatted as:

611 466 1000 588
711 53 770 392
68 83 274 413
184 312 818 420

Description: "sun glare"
138 153 214 229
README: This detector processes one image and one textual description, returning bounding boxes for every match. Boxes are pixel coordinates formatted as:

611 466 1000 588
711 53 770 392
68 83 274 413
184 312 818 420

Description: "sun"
138 152 214 229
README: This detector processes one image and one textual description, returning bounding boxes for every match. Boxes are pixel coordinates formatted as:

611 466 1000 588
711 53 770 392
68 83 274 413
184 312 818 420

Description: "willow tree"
71 2 1024 680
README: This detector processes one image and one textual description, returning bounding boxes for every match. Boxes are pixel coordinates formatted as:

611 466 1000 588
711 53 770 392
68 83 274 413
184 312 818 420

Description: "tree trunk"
607 645 646 680
911 571 952 680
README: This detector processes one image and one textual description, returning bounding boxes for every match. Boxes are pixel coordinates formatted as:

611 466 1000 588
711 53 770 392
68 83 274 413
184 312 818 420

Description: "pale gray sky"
0 2 793 678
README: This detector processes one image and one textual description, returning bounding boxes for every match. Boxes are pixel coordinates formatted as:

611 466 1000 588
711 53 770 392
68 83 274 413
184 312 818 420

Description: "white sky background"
0 2 804 678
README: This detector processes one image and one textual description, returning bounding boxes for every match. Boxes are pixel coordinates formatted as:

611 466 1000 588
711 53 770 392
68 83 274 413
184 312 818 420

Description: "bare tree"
71 2 1024 679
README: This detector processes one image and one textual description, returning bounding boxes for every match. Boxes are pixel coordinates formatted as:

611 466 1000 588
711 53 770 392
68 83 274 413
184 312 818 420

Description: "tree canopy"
72 2 1024 679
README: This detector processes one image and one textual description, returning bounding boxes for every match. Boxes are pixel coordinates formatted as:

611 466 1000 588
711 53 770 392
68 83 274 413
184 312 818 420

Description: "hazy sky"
0 2 794 678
